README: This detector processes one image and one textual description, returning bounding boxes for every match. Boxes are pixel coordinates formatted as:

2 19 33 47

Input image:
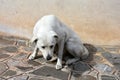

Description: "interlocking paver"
0 62 8 75
0 78 6 80
94 63 113 73
31 66 68 80
8 75 29 80
101 75 117 80
27 60 41 66
0 53 9 59
7 58 23 67
16 66 33 72
79 75 97 80
13 52 28 60
2 46 18 53
29 78 43 80
2 70 17 77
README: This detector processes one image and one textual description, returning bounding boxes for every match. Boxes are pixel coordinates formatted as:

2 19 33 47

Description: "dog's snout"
46 55 52 60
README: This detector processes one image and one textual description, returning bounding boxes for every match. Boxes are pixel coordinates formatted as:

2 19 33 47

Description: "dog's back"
33 15 77 40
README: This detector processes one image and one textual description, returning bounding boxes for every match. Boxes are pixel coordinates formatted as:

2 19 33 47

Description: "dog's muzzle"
46 55 52 60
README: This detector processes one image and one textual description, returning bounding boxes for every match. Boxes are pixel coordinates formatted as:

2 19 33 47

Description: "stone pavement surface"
0 35 120 80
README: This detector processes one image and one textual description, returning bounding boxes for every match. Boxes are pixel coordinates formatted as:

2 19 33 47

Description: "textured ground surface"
0 35 120 80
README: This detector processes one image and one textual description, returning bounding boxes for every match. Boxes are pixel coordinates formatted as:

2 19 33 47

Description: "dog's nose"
46 55 52 60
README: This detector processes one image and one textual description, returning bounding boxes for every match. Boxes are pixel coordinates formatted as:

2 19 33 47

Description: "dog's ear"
31 36 38 44
50 31 58 40
34 38 38 44
54 35 58 39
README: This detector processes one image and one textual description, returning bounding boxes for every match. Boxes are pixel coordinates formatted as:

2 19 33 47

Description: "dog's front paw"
28 54 35 60
55 64 62 70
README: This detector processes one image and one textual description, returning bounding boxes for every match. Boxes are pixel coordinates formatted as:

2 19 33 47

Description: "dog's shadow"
83 43 97 62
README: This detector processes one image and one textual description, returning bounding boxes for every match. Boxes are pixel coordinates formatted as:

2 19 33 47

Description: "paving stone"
27 60 41 66
0 62 8 75
101 75 117 80
94 63 113 73
111 54 120 59
8 75 29 80
88 70 99 77
16 40 26 46
35 57 46 63
24 47 34 52
2 46 18 53
13 52 28 60
0 49 6 53
29 78 43 80
2 70 16 77
104 47 119 52
117 71 120 78
7 59 23 67
113 63 120 71
94 55 103 62
79 75 97 80
31 66 68 80
0 78 6 80
96 46 105 52
102 52 112 58
101 52 113 62
0 53 10 59
72 61 90 76
113 59 120 64
73 61 90 71
0 38 14 47
102 53 120 71
16 66 33 72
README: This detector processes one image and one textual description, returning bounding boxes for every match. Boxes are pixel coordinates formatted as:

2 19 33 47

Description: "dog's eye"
41 46 45 49
50 45 54 49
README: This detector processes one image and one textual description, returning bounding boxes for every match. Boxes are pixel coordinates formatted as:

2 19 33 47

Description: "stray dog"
28 15 89 69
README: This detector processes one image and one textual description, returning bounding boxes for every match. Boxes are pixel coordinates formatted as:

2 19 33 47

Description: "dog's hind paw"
55 64 62 70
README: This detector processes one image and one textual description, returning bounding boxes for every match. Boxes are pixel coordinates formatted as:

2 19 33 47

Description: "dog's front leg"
28 46 39 60
56 39 65 70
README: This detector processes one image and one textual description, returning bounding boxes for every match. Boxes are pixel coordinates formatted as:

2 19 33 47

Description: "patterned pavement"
0 35 120 80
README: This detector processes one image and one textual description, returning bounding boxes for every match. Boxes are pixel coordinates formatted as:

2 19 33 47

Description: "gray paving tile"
72 61 90 77
0 78 6 80
31 66 68 80
0 53 10 59
7 59 23 67
94 63 113 73
2 46 18 53
101 75 117 80
0 62 8 75
8 75 29 80
2 70 16 77
29 78 43 80
13 52 28 60
27 60 41 66
79 75 97 80
16 66 33 72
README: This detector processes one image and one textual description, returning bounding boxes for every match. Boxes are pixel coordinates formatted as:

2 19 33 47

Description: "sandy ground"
0 0 120 45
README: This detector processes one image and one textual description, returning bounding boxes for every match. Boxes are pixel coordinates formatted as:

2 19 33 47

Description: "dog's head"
33 31 58 60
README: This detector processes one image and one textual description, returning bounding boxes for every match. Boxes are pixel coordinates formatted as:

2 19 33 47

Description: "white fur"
28 15 89 69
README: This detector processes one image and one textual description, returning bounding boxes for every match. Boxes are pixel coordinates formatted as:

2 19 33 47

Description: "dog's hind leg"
66 58 80 65
64 40 89 66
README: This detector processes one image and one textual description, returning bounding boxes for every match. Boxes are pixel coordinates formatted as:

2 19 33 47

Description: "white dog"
28 15 89 69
